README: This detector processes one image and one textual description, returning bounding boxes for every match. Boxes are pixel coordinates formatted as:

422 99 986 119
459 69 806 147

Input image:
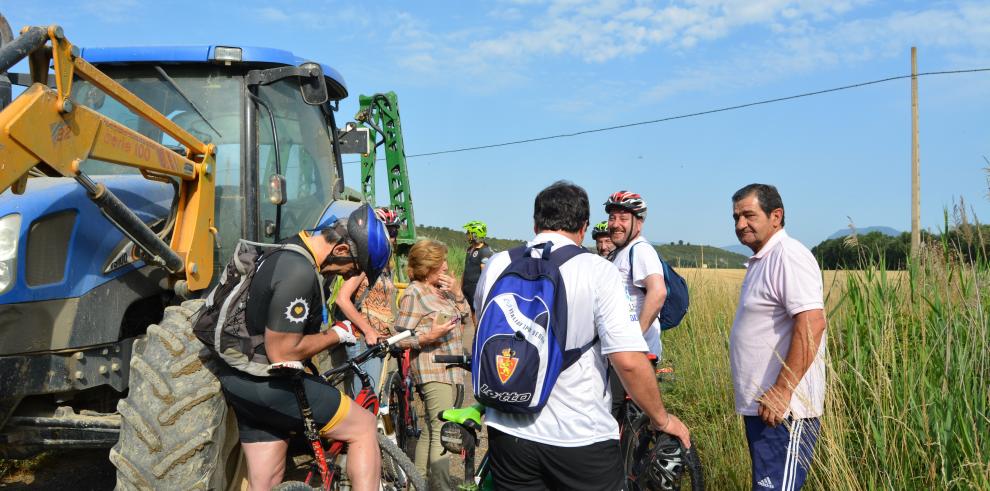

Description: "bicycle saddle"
439 403 485 429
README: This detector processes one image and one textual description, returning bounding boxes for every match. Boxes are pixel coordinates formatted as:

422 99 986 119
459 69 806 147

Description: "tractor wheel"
110 299 244 490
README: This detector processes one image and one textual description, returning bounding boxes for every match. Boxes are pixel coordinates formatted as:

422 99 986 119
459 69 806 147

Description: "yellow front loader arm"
0 25 215 290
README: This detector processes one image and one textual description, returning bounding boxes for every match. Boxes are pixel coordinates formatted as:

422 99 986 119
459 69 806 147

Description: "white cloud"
383 1 990 99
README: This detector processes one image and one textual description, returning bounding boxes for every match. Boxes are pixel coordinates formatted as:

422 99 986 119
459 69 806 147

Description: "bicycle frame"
395 347 417 433
280 330 411 489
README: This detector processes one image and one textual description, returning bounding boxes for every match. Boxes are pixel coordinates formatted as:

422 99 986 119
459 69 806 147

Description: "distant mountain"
827 226 902 240
720 244 752 257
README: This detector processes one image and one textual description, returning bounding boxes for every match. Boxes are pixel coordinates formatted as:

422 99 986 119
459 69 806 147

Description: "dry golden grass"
665 261 988 490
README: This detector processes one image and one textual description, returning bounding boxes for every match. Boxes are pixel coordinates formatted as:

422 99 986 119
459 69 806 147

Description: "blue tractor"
0 21 416 488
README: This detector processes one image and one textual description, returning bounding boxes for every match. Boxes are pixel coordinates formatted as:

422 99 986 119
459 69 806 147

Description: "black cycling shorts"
487 427 624 491
217 364 348 443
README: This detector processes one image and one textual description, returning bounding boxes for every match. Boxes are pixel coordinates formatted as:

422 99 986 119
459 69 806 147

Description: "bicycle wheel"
378 432 428 490
383 370 417 457
624 414 704 491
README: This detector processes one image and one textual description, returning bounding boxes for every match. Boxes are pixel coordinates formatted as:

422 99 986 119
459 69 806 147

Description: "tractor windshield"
70 63 341 252
71 64 245 264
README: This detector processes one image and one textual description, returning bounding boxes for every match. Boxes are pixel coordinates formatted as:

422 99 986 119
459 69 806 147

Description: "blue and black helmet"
313 202 391 286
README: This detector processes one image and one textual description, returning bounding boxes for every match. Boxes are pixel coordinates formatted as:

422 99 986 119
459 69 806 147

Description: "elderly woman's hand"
435 273 458 293
420 313 459 344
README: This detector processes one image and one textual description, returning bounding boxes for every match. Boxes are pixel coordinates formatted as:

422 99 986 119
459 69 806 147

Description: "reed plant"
661 241 988 489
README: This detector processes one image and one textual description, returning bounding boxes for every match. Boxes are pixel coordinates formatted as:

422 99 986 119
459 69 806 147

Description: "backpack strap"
545 243 588 268
239 239 327 323
627 240 670 296
539 242 598 364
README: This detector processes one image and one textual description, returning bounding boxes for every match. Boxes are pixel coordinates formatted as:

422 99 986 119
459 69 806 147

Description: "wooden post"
911 47 921 256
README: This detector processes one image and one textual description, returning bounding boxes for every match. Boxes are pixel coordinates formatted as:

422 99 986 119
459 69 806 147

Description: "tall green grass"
662 245 989 489
813 246 989 489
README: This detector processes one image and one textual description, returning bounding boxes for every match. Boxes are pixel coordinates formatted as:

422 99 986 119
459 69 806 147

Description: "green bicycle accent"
441 403 485 427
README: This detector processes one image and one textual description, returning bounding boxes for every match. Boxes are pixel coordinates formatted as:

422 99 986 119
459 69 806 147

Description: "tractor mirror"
298 62 328 106
338 124 371 155
268 174 287 205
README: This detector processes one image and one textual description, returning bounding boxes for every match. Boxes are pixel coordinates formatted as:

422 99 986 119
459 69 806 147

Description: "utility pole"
911 47 921 256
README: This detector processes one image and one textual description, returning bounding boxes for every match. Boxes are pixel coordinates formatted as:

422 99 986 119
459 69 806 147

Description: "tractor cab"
0 43 360 458
75 45 350 259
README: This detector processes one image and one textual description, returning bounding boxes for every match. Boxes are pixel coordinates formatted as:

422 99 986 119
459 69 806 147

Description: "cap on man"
729 183 827 491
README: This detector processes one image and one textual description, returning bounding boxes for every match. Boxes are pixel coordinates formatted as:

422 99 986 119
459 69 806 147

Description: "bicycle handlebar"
433 354 470 365
323 330 413 378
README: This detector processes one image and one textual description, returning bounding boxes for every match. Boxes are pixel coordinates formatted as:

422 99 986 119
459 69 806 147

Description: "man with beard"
605 191 665 357
604 191 666 420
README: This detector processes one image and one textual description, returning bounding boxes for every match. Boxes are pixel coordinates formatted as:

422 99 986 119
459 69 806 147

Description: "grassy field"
662 249 989 489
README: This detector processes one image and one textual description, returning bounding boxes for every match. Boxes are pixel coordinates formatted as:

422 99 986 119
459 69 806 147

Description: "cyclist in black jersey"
216 203 391 491
461 220 493 315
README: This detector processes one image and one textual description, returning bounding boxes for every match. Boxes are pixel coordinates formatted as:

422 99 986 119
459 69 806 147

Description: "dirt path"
0 450 115 490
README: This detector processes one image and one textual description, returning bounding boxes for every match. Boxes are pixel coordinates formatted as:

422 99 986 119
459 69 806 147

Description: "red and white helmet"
374 207 401 227
604 191 647 219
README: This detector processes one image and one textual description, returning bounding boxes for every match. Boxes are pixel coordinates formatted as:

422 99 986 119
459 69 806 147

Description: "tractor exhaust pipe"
0 26 46 75
75 172 185 274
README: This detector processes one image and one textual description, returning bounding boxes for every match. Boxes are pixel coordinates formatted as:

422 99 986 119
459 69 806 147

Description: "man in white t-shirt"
603 191 666 420
474 181 690 490
605 190 666 357
730 183 827 491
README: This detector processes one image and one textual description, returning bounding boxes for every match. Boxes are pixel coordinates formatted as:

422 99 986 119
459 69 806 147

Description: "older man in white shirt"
730 183 827 491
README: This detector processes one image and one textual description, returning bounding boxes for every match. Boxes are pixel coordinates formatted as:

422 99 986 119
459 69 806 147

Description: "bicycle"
269 329 428 490
433 354 492 491
379 343 422 458
616 356 705 491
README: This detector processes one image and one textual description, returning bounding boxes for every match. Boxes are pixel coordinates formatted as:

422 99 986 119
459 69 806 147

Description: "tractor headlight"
0 214 21 294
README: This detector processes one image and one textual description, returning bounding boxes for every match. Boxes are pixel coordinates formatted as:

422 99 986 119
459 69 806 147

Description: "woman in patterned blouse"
393 239 472 491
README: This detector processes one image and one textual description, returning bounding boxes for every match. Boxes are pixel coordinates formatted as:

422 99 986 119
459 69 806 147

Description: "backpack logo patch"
285 298 309 324
496 348 518 383
492 293 549 346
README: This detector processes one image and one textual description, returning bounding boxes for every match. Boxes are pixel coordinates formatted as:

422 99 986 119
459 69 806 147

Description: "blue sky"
3 0 989 248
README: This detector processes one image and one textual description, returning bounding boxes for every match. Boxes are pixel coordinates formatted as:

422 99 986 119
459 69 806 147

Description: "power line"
344 67 990 164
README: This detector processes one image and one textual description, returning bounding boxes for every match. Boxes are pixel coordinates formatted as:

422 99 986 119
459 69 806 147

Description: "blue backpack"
629 242 690 330
471 242 594 414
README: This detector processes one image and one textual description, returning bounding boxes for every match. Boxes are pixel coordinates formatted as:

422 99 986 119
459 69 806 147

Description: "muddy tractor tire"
110 299 243 490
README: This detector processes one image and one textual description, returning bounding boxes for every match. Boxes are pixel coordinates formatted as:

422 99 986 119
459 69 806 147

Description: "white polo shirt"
730 229 826 419
473 232 648 447
611 236 664 357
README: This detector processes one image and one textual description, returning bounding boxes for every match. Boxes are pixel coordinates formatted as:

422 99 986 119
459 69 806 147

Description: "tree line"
812 225 990 270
